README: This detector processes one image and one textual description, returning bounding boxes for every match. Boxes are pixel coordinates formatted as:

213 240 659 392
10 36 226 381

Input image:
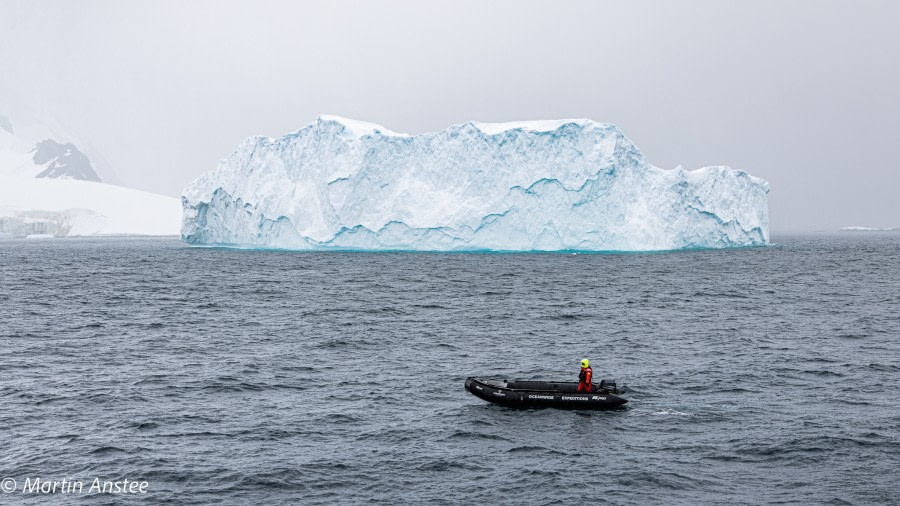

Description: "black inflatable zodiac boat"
465 377 627 410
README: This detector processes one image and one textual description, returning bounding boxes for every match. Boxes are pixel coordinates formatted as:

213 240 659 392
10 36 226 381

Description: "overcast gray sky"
2 0 898 231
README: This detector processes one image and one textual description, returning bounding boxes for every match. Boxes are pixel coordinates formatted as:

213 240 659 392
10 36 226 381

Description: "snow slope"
0 178 182 237
182 116 769 251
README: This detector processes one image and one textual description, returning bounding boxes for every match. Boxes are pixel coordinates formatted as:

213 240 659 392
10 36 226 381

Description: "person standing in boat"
577 358 593 392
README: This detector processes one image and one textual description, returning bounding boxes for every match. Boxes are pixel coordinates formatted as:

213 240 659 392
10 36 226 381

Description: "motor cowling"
598 379 617 393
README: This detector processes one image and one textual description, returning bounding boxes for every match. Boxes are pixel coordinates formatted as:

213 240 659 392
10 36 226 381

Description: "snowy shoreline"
840 226 897 232
0 178 181 239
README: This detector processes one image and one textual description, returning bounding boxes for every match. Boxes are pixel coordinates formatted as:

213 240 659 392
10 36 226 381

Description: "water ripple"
1 234 899 504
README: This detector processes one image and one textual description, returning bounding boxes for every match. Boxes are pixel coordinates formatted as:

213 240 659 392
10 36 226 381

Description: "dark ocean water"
1 234 899 505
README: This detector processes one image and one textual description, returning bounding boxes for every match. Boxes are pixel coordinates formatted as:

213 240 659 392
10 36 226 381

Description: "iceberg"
181 116 769 251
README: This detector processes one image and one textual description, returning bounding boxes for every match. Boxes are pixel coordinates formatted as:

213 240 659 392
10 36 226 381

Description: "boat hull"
465 377 628 410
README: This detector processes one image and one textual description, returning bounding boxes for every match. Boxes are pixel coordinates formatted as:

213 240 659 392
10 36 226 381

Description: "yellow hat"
581 358 589 368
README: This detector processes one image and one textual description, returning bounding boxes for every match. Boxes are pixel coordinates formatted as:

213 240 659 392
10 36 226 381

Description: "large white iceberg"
181 116 769 251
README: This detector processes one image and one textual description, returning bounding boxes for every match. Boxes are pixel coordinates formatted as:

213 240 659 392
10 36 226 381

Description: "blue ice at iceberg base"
181 116 769 251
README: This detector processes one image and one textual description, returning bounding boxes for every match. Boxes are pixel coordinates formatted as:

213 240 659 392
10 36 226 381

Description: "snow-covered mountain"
182 115 769 251
0 112 102 182
0 112 180 238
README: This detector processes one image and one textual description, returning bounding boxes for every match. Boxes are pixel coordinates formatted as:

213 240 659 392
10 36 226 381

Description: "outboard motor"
598 379 617 393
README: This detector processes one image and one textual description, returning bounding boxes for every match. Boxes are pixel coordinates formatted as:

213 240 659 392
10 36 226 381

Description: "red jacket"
578 366 592 392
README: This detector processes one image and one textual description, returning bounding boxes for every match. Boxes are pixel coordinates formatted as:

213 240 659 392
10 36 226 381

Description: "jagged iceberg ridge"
181 116 769 251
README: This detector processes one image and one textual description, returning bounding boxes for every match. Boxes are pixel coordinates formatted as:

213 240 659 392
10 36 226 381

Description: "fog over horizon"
2 0 898 232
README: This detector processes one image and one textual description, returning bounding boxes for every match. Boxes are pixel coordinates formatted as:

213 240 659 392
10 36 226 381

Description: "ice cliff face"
181 116 769 251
